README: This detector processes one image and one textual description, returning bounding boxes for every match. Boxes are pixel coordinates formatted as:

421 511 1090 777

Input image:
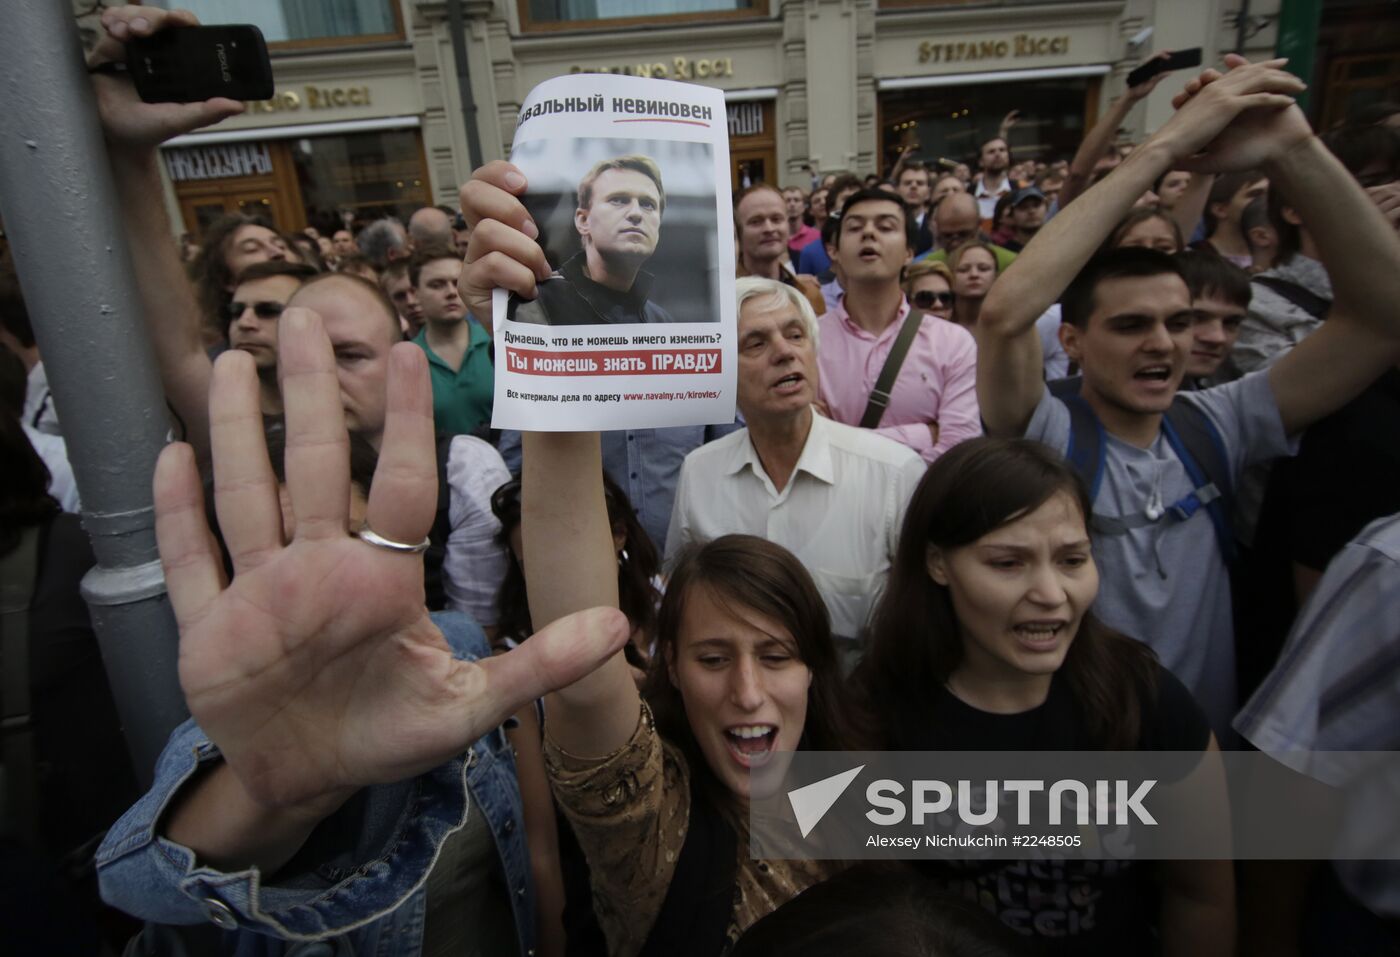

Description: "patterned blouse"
545 702 838 957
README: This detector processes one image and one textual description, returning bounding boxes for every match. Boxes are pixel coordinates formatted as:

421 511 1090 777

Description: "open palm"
155 309 626 811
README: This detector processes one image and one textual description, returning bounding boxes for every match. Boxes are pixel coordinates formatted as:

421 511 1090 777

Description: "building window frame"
191 1 408 53
516 0 768 34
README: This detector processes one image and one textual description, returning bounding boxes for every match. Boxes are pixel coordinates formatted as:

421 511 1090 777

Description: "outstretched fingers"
364 343 437 548
210 350 285 572
278 308 352 541
471 608 630 730
154 442 226 631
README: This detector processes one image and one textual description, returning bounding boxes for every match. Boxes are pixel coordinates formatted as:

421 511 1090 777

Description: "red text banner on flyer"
490 72 736 431
503 347 722 376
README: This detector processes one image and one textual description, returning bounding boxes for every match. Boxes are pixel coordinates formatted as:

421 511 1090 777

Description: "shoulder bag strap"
859 307 925 429
1252 276 1331 322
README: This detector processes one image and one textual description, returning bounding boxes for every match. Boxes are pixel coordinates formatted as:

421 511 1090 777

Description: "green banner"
1274 0 1324 113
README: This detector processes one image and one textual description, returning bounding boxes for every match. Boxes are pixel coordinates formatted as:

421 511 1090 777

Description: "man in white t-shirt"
977 56 1400 736
667 277 924 655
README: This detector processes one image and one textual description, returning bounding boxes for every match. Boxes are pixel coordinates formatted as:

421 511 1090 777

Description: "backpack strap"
1162 397 1237 565
0 526 42 845
1050 378 1108 501
1054 382 1237 564
1252 275 1331 322
859 308 925 429
638 780 739 957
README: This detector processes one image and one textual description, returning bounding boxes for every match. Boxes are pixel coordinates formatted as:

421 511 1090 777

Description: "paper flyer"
490 73 736 430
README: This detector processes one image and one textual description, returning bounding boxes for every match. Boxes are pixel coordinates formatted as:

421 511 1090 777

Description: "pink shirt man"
788 222 821 254
817 296 981 463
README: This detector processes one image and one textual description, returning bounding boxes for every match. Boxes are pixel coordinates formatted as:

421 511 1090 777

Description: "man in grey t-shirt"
977 58 1400 737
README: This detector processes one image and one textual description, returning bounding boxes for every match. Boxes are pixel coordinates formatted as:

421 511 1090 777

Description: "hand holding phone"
125 24 274 104
1126 49 1203 91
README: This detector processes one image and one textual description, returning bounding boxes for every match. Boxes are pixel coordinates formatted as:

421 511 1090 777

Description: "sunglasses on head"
912 290 955 309
227 300 286 321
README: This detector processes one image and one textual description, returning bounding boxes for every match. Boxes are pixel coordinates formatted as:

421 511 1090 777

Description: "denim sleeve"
95 612 487 938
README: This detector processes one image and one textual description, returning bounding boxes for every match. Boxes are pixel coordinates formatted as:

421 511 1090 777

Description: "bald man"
408 206 455 250
918 192 1018 273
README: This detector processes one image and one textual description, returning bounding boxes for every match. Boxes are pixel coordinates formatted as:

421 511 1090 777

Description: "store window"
880 77 1094 174
164 0 402 46
521 0 762 30
293 129 430 231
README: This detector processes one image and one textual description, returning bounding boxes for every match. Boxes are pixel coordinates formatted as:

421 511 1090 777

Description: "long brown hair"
644 535 862 803
189 214 271 341
856 437 1159 750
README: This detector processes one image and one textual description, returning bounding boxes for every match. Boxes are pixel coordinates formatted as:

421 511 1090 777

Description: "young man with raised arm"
976 56 1400 737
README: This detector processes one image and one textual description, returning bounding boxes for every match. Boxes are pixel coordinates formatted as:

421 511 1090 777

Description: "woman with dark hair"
522 428 861 956
188 214 290 347
948 240 1000 328
1106 204 1186 254
856 436 1233 955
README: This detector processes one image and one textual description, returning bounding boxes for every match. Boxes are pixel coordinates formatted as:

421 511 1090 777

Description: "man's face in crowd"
931 176 965 206
225 225 289 285
935 195 981 251
332 230 357 256
897 168 930 210
415 257 466 324
1187 293 1246 378
782 188 806 222
1062 273 1195 418
1011 197 1046 234
834 198 912 286
286 278 400 439
737 293 818 422
980 139 1010 175
576 167 662 266
809 189 828 221
737 190 790 264
227 274 301 373
1038 175 1065 205
383 270 423 329
1157 171 1192 209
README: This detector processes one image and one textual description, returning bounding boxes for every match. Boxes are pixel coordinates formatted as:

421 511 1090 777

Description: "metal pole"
448 0 486 170
0 0 185 784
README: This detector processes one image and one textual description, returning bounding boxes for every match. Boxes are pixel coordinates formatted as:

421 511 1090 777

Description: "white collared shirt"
665 412 925 640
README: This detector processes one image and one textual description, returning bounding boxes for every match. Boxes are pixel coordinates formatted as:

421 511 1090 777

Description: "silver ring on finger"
355 525 431 554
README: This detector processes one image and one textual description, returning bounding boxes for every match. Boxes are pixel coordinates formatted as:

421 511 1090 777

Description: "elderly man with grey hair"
356 217 411 271
666 277 925 663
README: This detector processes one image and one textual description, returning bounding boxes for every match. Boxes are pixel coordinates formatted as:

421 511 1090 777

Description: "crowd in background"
4 7 1400 957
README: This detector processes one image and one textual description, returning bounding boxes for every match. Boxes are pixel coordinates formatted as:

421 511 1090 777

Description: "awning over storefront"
878 64 1110 92
164 115 422 148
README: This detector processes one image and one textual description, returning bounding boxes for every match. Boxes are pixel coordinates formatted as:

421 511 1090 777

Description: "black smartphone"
1125 48 1203 89
126 25 274 103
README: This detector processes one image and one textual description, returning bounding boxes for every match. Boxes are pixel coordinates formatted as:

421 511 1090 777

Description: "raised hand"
155 309 627 812
1157 55 1311 173
89 6 244 153
457 161 552 332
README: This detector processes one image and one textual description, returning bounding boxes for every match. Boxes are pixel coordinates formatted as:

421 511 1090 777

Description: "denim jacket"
96 612 534 957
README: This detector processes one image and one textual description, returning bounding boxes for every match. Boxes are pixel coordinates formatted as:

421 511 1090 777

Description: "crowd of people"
4 6 1400 956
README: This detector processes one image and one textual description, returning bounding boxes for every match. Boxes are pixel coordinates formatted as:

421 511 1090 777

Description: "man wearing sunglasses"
225 261 317 416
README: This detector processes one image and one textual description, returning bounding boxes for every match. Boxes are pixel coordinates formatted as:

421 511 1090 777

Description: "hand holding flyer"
490 74 736 430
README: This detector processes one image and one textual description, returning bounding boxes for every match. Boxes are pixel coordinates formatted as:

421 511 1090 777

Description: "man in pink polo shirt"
784 185 820 255
816 188 981 463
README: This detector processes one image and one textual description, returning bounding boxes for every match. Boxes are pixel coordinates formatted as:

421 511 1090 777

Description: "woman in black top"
857 437 1233 956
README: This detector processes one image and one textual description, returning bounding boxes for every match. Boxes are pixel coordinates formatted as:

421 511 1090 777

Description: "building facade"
107 0 1395 238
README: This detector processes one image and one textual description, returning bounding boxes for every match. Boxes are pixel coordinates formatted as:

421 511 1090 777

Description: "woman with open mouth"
521 423 861 957
855 436 1234 956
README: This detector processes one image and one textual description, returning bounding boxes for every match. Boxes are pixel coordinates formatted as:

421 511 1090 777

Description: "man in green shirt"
409 247 494 436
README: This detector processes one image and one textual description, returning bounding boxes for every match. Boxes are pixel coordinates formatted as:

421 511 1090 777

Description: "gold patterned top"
544 702 838 957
